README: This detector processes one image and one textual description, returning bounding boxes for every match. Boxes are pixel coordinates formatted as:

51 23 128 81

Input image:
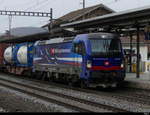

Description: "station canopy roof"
61 5 150 30
0 27 50 43
0 27 74 43
0 32 50 43
1 5 150 44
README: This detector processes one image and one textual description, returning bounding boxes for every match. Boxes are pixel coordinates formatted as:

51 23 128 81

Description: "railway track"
108 88 150 105
0 77 129 112
91 88 150 106
72 86 150 107
1 72 150 112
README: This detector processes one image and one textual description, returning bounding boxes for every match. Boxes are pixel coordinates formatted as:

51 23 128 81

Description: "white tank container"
17 45 27 64
4 46 13 64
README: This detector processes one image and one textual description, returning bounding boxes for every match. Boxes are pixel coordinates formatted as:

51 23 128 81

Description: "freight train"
3 42 34 75
1 32 126 88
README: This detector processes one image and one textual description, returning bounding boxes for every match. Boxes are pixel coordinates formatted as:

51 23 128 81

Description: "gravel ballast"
1 73 150 112
0 86 76 112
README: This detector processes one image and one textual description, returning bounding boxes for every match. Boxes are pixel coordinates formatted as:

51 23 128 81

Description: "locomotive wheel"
36 71 43 80
47 72 54 82
42 72 47 81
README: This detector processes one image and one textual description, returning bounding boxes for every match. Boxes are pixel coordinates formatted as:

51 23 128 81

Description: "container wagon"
3 42 34 75
0 43 8 71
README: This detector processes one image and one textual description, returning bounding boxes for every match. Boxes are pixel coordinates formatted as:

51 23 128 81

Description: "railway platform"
124 72 150 90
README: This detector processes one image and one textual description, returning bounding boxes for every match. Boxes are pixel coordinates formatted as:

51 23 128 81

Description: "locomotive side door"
72 42 84 74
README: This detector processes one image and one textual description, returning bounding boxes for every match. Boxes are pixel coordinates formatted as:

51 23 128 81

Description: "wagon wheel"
42 72 47 81
47 72 54 82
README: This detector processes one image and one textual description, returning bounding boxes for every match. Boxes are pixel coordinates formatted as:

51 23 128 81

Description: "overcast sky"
0 0 150 34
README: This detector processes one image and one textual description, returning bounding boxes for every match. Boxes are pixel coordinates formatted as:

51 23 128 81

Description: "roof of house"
59 4 115 22
43 4 115 28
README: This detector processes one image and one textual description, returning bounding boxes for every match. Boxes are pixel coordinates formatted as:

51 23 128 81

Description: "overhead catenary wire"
30 0 52 11
105 0 120 5
30 19 49 27
24 0 49 11
6 0 35 9
0 0 121 34
0 0 36 33
0 0 53 34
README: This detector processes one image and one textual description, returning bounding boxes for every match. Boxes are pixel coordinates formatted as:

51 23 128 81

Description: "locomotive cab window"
72 42 84 55
90 37 121 57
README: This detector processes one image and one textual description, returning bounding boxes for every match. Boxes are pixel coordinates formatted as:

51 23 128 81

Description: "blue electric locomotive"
33 32 126 88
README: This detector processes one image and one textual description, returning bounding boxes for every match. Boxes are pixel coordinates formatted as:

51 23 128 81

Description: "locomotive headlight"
87 60 92 68
121 63 124 68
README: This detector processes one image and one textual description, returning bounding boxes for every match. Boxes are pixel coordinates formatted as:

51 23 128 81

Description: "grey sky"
0 0 150 33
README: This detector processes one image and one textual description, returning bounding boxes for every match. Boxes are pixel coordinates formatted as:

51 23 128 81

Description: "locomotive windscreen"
90 38 121 57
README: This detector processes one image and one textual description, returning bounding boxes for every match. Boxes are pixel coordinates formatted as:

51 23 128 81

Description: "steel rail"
0 77 128 112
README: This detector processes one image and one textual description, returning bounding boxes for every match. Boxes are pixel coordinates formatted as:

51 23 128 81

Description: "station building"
42 4 115 31
121 35 150 73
